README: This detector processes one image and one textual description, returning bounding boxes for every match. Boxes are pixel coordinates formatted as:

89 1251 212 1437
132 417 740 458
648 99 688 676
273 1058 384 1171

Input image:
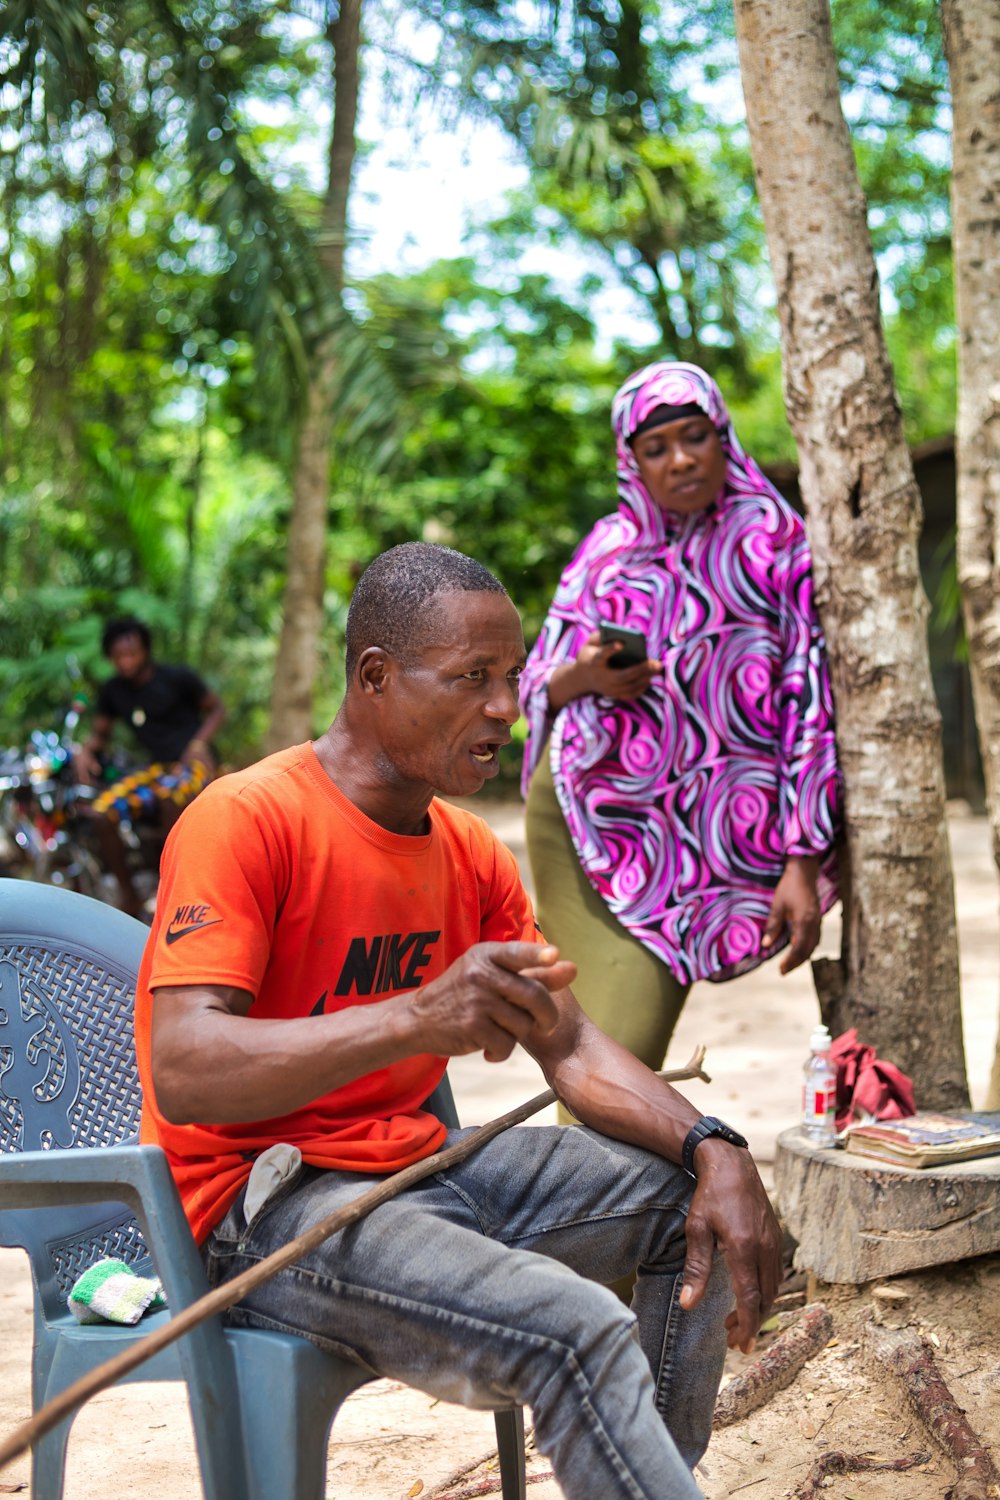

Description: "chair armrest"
0 1144 175 1210
0 1144 213 1312
0 1140 248 1489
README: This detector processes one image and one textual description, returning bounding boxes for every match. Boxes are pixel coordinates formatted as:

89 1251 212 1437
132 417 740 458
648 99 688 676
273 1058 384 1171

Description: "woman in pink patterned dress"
520 360 841 1080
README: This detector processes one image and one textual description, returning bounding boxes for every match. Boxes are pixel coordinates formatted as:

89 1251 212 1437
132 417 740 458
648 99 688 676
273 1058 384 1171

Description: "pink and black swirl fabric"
519 361 841 983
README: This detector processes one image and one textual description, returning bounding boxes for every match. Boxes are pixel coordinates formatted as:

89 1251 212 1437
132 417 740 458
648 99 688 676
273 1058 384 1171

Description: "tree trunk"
264 0 363 755
732 0 968 1107
941 0 1000 1108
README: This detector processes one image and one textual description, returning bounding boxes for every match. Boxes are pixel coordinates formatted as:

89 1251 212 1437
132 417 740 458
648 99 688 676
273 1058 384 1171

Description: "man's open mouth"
470 740 504 763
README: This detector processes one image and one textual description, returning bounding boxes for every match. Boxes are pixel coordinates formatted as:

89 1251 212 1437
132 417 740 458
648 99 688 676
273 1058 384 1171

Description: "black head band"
628 402 707 443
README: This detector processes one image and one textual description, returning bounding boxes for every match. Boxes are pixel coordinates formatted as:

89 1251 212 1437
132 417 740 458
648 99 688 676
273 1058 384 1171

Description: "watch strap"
681 1115 749 1176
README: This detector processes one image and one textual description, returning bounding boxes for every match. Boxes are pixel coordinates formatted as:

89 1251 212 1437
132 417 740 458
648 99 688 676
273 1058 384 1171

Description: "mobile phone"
599 622 649 669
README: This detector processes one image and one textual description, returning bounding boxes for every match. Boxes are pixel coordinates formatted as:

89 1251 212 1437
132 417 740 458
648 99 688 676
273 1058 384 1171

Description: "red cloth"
829 1027 916 1133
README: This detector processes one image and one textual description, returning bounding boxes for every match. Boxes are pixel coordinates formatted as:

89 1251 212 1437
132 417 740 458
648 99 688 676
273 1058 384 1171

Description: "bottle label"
802 1082 836 1125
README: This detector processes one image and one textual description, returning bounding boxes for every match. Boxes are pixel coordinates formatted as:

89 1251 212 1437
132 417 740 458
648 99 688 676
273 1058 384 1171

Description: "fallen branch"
419 1445 507 1500
428 1472 553 1500
862 1310 1000 1500
419 1425 552 1500
793 1448 932 1500
712 1303 832 1428
0 1047 711 1471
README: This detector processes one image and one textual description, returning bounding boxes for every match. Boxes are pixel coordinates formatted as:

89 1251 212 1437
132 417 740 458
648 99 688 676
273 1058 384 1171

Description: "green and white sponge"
68 1258 167 1325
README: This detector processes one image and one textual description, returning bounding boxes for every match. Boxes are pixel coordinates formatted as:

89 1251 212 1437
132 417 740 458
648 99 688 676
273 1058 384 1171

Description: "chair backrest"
421 1072 460 1131
0 880 151 1295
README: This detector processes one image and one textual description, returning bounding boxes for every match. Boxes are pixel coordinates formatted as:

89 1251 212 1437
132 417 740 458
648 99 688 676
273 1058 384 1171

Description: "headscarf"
519 360 840 983
608 360 783 544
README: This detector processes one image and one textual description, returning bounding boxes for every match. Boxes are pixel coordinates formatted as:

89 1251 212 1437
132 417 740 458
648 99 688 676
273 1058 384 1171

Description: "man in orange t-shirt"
138 542 781 1500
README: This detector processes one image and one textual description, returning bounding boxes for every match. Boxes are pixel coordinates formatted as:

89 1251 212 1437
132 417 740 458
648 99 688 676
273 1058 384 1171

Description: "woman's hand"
547 631 662 710
762 855 821 973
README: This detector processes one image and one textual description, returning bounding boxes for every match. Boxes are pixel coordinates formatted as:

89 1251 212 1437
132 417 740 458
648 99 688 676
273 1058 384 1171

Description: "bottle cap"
809 1024 832 1052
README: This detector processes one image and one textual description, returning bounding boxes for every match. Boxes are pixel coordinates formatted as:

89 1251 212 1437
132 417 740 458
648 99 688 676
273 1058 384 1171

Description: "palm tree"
263 0 363 754
430 0 762 377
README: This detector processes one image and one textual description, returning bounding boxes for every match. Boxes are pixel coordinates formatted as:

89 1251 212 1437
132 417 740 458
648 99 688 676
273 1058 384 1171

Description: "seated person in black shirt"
74 616 225 915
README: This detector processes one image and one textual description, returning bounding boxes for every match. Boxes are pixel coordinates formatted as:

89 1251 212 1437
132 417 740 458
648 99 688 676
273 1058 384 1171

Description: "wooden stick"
0 1047 710 1470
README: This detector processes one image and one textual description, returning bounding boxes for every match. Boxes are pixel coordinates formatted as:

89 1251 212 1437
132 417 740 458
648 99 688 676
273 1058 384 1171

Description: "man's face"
375 591 526 798
107 633 150 681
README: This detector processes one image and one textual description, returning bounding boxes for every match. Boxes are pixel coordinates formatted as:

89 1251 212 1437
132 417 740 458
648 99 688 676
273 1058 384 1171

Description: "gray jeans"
202 1125 730 1500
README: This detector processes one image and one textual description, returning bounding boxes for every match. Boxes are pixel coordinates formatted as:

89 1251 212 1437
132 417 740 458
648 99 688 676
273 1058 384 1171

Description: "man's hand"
677 1139 783 1353
405 942 576 1063
72 713 114 787
526 989 783 1352
72 746 102 784
180 737 214 772
153 947 576 1125
762 855 821 974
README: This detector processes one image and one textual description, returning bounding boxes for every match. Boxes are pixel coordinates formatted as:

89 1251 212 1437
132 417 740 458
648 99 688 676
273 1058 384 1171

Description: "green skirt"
525 750 689 1084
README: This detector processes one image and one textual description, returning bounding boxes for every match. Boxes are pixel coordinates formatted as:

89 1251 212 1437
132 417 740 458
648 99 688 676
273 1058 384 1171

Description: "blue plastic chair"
0 879 526 1500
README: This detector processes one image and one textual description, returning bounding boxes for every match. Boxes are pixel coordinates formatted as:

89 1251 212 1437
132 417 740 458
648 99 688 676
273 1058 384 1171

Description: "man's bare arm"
74 711 114 782
150 942 574 1124
151 983 418 1123
192 688 226 746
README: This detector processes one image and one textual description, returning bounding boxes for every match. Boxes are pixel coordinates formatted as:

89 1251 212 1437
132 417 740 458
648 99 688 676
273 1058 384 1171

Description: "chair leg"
227 1327 370 1500
494 1405 527 1500
31 1416 73 1500
175 1327 251 1500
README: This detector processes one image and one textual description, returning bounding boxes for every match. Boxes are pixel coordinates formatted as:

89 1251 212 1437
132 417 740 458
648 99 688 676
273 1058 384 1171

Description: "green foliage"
0 1 333 761
0 428 290 762
831 0 955 441
329 257 616 637
0 0 962 774
431 0 767 374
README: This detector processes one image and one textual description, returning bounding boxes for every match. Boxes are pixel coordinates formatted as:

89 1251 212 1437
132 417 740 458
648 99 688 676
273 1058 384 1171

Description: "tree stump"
774 1128 1000 1282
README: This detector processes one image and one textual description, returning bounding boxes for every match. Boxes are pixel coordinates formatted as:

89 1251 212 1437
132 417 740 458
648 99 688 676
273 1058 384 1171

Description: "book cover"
843 1111 1000 1169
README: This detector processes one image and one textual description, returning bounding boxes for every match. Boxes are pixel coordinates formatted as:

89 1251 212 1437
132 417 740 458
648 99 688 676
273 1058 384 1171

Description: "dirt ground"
1 804 998 1499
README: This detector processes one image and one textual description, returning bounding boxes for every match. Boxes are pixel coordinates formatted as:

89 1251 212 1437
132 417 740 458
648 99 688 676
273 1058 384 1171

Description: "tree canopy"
0 0 957 768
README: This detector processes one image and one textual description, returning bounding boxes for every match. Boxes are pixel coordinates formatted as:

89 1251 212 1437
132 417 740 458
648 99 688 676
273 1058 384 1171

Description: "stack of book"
843 1111 1000 1169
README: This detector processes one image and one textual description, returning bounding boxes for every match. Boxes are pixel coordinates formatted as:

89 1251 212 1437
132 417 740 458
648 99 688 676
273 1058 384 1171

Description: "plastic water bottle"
802 1024 837 1146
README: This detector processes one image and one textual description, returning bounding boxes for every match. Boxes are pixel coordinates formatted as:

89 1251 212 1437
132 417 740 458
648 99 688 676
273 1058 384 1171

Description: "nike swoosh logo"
165 919 222 945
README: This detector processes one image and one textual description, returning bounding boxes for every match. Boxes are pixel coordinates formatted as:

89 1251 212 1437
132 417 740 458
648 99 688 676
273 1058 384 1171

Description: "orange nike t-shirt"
135 743 540 1243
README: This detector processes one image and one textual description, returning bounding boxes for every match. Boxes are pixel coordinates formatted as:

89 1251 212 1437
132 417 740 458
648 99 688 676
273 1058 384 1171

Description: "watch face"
700 1117 748 1150
709 1118 748 1149
682 1115 748 1176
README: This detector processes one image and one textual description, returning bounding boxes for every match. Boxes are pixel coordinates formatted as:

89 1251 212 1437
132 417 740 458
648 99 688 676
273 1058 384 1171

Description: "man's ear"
357 646 391 697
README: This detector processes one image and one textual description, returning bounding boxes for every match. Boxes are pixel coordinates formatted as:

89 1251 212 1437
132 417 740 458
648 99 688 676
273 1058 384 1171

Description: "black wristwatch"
681 1116 749 1177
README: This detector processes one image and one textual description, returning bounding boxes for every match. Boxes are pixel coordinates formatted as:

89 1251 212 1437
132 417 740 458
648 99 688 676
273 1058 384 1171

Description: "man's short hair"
101 616 152 657
346 543 508 676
